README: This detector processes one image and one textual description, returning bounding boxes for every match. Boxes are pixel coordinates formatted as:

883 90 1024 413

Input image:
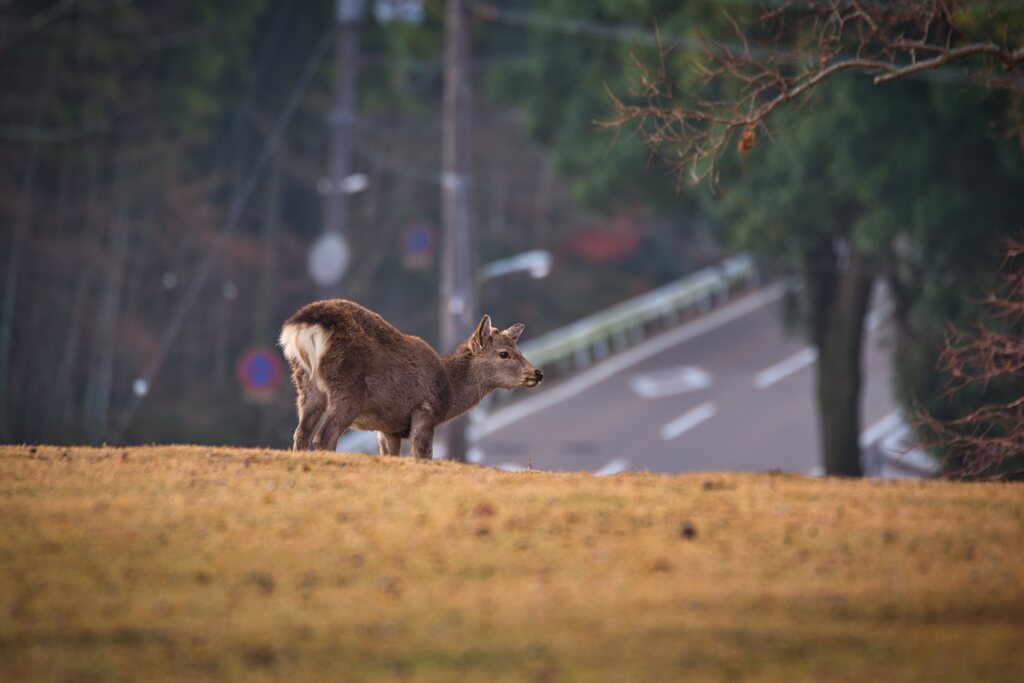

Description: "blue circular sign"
402 222 437 271
404 223 435 255
236 347 284 395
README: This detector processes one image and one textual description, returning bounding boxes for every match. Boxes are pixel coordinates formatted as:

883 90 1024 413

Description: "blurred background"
1 1 1020 475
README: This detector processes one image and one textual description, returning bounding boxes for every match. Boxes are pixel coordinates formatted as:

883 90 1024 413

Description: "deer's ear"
503 323 525 342
471 315 494 352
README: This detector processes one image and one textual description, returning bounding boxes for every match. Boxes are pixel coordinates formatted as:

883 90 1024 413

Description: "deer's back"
285 299 405 348
280 299 449 432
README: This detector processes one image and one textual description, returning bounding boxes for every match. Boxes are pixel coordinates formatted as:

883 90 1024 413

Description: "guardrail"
339 252 760 455
517 252 759 373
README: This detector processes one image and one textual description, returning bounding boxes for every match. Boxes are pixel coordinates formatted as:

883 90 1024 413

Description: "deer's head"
468 315 543 391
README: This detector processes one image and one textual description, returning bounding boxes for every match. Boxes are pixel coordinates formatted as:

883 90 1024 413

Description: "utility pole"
439 0 475 462
320 0 364 295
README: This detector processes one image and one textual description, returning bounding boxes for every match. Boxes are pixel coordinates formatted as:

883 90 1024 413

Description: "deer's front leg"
409 410 435 460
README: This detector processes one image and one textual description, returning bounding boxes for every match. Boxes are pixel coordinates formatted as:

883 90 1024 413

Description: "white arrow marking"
476 286 784 438
659 402 718 441
753 347 818 389
629 365 713 399
859 411 902 449
594 458 630 476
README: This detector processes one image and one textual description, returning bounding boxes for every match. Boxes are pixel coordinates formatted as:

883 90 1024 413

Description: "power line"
110 22 335 444
0 1 292 144
0 0 82 56
474 3 703 51
158 0 293 288
354 136 446 184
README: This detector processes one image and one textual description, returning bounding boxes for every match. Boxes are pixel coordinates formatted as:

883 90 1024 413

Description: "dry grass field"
1 444 1023 683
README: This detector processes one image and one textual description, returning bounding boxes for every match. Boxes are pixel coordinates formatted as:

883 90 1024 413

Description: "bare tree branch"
915 235 1024 480
604 0 1024 187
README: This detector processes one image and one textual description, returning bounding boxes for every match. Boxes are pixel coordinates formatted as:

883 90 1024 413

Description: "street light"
464 248 552 462
316 172 369 196
477 249 552 284
308 173 368 288
307 231 351 288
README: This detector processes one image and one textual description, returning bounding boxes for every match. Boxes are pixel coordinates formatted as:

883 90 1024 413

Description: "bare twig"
915 236 1024 479
604 0 1024 186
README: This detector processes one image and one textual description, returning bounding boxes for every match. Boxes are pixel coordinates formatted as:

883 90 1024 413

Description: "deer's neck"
441 348 490 422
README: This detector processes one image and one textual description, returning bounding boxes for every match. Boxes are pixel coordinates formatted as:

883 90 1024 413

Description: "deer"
279 299 543 459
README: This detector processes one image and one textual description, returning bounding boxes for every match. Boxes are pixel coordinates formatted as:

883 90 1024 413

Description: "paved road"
473 286 900 475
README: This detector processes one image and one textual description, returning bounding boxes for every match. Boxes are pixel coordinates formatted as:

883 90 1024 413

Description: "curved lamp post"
477 249 552 283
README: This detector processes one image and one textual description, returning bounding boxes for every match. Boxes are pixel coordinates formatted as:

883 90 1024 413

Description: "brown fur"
279 299 542 458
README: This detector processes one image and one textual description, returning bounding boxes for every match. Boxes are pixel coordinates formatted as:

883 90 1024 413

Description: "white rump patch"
279 323 330 385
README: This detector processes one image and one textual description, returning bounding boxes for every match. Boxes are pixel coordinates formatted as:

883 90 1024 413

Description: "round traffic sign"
402 222 436 270
236 346 284 397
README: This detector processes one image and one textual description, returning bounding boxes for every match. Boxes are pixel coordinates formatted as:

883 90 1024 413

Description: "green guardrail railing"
518 252 758 371
341 252 760 455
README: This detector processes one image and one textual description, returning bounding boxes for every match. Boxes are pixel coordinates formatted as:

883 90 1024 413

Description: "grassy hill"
2 444 1022 682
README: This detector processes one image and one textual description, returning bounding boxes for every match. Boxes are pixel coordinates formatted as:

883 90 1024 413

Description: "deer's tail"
279 322 330 383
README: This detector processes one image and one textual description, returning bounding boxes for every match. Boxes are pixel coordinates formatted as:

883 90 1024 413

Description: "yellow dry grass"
1 444 1022 683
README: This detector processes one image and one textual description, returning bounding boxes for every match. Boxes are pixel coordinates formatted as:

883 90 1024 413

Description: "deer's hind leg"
313 393 363 452
290 360 326 451
312 352 366 452
377 432 402 456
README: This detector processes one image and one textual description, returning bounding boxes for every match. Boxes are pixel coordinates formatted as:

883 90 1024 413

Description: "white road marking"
752 302 892 392
476 285 783 437
594 458 630 476
753 347 818 389
659 402 717 441
629 365 712 399
859 411 902 449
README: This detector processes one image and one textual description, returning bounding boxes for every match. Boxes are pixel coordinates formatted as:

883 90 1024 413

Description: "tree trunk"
84 150 130 444
85 211 129 443
811 242 874 476
54 262 94 441
0 147 35 441
256 154 283 446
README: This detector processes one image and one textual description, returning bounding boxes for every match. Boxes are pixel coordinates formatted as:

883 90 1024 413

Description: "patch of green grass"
1 445 1023 682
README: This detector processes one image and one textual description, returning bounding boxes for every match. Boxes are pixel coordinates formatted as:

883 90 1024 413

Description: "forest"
1 1 1021 475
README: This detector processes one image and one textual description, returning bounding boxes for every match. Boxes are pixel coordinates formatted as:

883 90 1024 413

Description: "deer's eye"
498 351 510 359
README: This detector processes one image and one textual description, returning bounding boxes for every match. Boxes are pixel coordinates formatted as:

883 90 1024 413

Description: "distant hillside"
2 445 1022 682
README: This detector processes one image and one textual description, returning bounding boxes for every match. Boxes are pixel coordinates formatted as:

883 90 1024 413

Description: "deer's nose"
534 369 544 382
